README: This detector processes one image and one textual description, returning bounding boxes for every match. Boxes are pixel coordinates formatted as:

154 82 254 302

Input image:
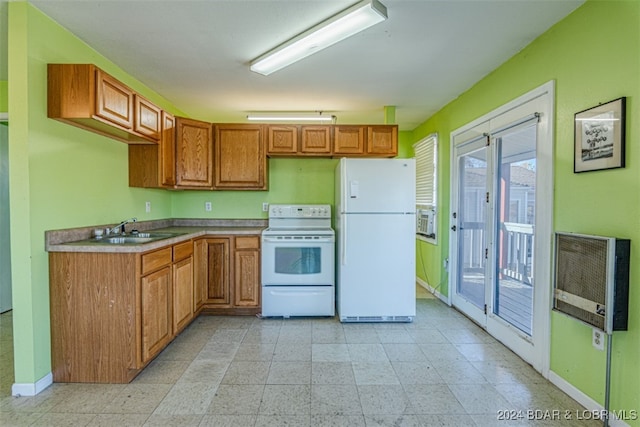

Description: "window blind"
414 134 437 207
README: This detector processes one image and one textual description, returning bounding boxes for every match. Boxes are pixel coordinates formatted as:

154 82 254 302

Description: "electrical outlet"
262 202 269 212
592 328 605 351
205 202 212 212
145 201 151 213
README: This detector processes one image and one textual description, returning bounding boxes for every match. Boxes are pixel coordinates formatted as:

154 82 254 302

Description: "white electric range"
261 204 335 317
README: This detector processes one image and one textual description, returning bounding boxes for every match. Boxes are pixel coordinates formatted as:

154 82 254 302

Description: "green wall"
0 81 7 111
411 0 639 421
13 0 638 417
7 2 366 388
171 158 338 218
8 2 181 386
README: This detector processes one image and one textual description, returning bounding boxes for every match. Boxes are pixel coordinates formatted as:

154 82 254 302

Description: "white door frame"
448 81 555 376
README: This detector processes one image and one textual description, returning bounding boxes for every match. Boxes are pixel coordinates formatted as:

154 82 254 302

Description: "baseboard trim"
12 372 53 397
548 370 631 427
416 277 448 305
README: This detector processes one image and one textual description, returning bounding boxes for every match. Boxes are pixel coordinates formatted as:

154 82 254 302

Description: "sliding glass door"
449 81 554 373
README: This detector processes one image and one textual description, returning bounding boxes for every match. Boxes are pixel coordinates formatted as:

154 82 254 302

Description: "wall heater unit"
553 232 630 334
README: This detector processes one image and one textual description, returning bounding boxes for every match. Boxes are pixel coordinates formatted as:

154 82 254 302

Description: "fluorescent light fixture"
250 0 387 76
247 112 336 122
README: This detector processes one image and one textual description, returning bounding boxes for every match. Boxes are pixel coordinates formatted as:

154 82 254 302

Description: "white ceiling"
3 0 583 130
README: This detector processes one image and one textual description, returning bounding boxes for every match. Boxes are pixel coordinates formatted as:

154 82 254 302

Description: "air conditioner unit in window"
416 208 435 238
553 232 630 333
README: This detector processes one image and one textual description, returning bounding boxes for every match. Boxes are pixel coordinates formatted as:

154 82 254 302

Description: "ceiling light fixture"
250 0 387 76
246 112 336 122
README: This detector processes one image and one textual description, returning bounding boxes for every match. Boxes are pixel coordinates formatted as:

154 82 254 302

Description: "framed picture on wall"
574 97 626 173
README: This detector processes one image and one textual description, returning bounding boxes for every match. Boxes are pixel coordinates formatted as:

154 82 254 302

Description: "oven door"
262 236 334 286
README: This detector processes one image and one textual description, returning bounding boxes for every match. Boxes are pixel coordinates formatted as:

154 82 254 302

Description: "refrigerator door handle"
340 159 348 266
341 215 347 266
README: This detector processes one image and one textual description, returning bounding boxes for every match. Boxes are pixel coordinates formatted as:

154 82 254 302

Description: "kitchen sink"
92 232 182 245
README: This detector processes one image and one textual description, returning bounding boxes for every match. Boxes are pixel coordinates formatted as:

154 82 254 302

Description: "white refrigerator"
335 158 416 322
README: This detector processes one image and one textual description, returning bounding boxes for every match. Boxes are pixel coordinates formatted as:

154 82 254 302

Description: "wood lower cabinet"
233 236 261 307
172 241 194 334
49 240 196 383
49 252 139 383
194 235 261 314
215 124 267 190
48 64 159 144
200 237 232 305
140 266 172 363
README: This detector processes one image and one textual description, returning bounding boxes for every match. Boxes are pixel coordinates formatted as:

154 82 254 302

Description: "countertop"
46 219 267 253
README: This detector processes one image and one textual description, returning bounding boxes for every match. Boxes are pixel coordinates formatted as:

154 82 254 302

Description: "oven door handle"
262 237 334 243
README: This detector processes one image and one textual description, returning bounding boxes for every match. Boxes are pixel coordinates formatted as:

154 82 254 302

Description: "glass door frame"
448 81 555 375
450 135 494 328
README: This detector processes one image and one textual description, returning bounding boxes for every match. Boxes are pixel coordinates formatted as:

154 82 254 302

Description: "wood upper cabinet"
193 235 261 314
134 95 162 140
366 125 398 156
268 125 298 155
214 124 267 190
334 125 365 156
128 111 176 188
48 64 159 144
176 117 214 188
96 69 134 129
301 126 332 155
267 125 332 157
160 112 177 186
334 125 397 157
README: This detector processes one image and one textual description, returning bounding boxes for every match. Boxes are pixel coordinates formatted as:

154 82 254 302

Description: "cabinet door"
176 117 213 188
141 266 172 363
333 126 365 155
204 238 231 304
234 236 260 307
134 95 161 140
173 256 193 334
160 112 176 186
193 239 207 312
215 124 267 190
367 125 398 156
301 126 332 155
95 69 134 129
268 125 298 155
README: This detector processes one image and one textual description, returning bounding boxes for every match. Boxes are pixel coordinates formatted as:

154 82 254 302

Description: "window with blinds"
414 133 437 206
414 134 437 242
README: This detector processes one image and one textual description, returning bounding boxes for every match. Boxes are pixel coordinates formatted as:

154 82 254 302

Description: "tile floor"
0 290 600 427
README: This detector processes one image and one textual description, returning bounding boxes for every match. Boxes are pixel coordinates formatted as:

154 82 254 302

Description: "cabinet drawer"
141 247 172 275
173 240 193 262
235 236 260 250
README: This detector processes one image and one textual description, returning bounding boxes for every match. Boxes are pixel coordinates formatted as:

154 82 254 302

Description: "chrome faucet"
108 217 137 235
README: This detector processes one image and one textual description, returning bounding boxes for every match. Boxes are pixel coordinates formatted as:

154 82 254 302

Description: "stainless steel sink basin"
93 232 182 245
103 236 156 244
